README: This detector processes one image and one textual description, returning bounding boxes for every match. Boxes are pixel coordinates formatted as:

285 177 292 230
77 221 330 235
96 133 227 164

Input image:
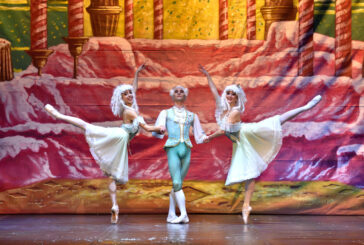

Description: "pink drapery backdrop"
1 21 364 193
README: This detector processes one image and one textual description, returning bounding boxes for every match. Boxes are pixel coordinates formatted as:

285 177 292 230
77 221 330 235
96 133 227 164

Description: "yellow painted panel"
228 0 247 39
134 0 153 39
83 0 92 37
256 0 265 40
163 0 219 40
118 0 125 37
81 0 304 40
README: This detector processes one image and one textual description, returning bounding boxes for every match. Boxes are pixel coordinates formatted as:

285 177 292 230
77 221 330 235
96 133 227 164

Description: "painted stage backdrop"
0 0 364 215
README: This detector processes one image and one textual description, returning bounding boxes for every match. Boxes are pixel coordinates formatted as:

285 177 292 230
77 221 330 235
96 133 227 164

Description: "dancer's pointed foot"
304 95 322 110
170 214 189 224
111 205 119 224
45 104 61 119
242 206 252 225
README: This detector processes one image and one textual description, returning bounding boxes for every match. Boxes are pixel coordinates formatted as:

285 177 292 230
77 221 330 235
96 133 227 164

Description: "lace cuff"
136 116 146 125
152 110 166 139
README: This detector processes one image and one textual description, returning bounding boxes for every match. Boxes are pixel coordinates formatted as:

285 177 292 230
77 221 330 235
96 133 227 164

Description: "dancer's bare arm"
133 64 145 92
199 65 220 102
204 109 240 143
124 108 164 133
140 123 165 133
123 109 137 124
204 129 225 143
227 110 241 124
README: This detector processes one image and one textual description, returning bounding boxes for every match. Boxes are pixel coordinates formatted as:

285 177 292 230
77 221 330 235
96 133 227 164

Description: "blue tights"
166 143 191 192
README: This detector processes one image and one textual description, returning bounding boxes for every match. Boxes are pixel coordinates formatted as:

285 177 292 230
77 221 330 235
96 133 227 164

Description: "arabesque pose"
199 65 322 224
45 65 163 224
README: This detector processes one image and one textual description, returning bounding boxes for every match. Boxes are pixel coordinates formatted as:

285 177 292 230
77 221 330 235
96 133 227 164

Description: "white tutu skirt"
225 115 283 186
85 124 129 183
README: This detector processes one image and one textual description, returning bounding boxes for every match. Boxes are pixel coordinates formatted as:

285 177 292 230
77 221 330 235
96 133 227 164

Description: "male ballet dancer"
153 85 207 224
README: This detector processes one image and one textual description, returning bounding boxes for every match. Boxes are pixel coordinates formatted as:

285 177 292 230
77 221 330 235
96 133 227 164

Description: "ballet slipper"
170 214 189 224
170 190 189 224
111 205 119 224
304 95 322 110
44 104 61 119
242 206 252 225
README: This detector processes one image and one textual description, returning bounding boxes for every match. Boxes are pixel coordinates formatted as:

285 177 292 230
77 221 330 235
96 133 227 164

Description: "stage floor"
0 214 363 244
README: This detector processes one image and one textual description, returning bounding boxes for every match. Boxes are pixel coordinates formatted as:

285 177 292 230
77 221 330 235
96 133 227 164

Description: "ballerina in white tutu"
45 64 164 224
199 65 322 224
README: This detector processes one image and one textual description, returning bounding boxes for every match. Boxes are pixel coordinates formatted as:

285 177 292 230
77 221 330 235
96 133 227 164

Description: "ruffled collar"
172 106 187 124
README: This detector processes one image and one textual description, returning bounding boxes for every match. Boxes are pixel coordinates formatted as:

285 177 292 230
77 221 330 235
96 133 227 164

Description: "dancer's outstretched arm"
133 64 145 92
199 65 220 102
124 108 164 133
204 129 225 143
140 122 164 133
279 95 322 124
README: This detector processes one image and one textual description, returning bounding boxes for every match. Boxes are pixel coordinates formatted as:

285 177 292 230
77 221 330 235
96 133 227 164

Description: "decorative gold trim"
47 6 67 11
314 10 335 15
352 3 364 7
48 0 68 4
315 2 364 7
11 47 29 51
0 6 29 10
314 3 334 7
0 0 28 4
352 9 364 14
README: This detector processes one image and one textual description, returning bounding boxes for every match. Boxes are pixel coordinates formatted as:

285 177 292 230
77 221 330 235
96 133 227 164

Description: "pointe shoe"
305 95 322 110
167 214 178 223
170 214 189 224
242 206 252 225
111 205 119 224
44 104 61 118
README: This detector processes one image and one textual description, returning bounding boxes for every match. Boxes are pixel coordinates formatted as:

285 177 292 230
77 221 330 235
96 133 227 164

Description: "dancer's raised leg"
279 95 322 124
45 104 89 130
242 179 255 224
109 180 119 224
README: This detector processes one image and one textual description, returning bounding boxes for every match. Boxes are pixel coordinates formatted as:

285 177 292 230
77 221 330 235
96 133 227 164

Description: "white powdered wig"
221 84 247 113
110 84 138 117
169 85 189 100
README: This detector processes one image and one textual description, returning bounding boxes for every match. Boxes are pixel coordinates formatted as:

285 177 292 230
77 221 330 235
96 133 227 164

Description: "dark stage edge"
0 214 363 244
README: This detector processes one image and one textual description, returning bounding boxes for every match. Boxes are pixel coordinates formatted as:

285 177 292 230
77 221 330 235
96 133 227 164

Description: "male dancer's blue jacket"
153 107 206 191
